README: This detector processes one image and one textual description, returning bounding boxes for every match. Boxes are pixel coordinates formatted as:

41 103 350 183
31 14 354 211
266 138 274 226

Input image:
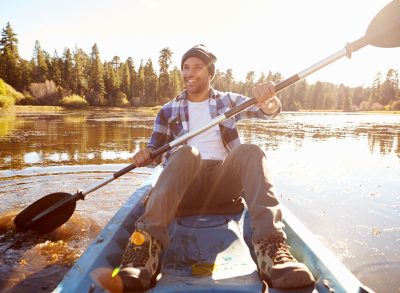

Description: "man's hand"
132 148 153 167
252 81 281 115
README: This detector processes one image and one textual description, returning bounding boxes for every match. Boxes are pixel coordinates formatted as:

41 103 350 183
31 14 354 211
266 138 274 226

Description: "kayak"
54 167 372 293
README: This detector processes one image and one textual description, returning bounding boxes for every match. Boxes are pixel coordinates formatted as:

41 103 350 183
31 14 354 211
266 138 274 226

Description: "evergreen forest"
1 22 399 111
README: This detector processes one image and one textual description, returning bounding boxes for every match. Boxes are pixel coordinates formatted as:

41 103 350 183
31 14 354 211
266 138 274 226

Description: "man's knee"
170 145 202 169
232 144 265 159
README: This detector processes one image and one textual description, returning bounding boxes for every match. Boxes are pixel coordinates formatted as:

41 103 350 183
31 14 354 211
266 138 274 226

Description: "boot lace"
121 235 154 267
257 236 297 265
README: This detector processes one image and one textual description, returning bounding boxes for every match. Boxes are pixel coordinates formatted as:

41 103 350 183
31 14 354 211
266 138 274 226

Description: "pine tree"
32 40 48 82
370 72 382 105
0 22 21 89
284 83 298 111
296 80 308 109
104 62 119 105
158 47 172 99
343 95 352 111
88 43 106 106
19 59 32 90
0 22 19 55
334 84 345 110
48 50 62 86
257 72 266 84
73 48 88 96
143 58 158 105
308 82 324 110
211 70 224 90
169 66 183 99
381 69 398 105
243 71 255 97
62 48 73 91
121 62 131 99
126 57 137 99
137 60 145 101
352 86 365 107
224 69 234 92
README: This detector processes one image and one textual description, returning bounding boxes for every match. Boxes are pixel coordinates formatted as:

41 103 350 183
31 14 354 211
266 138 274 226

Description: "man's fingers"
252 82 276 102
132 149 152 167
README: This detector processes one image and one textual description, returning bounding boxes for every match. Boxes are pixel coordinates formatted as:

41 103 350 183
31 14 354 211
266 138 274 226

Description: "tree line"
1 22 399 110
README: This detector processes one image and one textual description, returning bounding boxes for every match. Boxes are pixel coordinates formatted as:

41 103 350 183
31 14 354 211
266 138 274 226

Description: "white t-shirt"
187 99 228 160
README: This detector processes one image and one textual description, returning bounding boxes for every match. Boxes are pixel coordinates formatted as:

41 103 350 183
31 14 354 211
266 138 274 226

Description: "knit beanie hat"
181 44 217 78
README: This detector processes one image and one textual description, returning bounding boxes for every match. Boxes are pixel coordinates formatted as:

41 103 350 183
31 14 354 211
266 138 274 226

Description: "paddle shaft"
75 35 371 201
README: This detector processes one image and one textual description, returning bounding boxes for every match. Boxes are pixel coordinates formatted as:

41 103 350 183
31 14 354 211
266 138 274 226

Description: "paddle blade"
14 192 76 234
366 0 400 48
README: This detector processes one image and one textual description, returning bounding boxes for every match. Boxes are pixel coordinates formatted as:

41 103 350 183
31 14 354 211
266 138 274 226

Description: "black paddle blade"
366 0 400 48
14 192 76 234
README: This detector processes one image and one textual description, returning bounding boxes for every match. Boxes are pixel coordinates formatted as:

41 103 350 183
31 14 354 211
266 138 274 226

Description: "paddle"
14 0 400 234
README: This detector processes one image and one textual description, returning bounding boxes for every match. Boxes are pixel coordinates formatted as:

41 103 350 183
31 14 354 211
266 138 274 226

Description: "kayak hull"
54 170 371 293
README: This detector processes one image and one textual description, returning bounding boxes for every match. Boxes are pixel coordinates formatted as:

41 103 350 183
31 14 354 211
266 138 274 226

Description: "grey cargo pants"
136 144 286 247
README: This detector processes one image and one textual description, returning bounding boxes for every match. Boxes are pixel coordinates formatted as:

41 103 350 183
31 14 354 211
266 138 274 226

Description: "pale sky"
1 0 399 87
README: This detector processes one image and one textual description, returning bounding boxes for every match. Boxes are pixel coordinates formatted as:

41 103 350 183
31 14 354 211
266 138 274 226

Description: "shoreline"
3 105 399 115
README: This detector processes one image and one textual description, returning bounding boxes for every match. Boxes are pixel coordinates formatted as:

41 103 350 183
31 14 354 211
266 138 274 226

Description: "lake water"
0 107 399 292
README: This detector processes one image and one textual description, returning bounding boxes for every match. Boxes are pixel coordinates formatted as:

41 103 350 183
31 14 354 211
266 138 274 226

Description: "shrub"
0 94 15 108
0 79 6 96
29 80 61 105
0 78 24 107
18 93 40 105
130 97 140 107
370 102 384 111
60 95 89 108
5 83 24 103
114 91 130 107
390 100 400 111
359 100 370 110
86 90 107 106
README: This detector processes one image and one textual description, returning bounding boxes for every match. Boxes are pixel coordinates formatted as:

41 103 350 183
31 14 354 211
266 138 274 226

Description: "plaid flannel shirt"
147 88 280 162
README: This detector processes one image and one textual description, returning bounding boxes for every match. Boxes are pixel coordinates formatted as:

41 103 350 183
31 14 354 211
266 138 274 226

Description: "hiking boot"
118 230 162 291
253 235 315 289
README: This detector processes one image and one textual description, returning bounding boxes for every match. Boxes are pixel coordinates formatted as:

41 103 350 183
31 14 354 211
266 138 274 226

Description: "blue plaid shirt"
148 88 280 161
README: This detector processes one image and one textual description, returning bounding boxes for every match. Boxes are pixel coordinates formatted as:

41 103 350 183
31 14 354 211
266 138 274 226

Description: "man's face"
182 57 211 95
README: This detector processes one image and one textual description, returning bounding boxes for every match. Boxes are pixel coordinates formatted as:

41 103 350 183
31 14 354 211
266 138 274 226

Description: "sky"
1 0 399 87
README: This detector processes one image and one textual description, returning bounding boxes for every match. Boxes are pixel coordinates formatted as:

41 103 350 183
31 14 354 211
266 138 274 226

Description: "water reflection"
1 110 400 171
0 108 155 171
238 112 400 157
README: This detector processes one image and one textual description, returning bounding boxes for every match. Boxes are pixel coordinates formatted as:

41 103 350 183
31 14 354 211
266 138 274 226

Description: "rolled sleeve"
147 108 168 151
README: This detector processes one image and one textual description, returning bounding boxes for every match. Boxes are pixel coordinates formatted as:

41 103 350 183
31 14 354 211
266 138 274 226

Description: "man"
118 44 315 290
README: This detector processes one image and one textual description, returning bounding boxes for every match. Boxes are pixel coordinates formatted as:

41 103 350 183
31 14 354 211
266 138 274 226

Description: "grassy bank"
3 105 161 116
4 105 398 115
